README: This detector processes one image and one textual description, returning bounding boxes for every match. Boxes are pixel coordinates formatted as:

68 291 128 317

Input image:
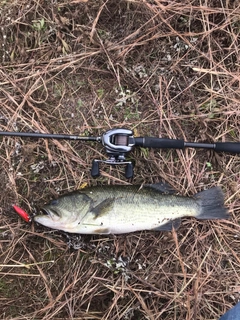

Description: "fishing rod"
1 128 240 178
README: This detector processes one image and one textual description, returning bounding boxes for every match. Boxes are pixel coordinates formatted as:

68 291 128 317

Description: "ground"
0 0 240 319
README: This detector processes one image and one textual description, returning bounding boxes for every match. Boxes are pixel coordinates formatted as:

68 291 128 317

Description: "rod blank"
0 131 99 142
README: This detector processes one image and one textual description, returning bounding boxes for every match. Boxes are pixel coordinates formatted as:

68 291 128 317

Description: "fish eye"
50 199 59 206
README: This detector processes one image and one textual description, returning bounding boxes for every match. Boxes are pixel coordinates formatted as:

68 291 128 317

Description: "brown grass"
0 0 240 319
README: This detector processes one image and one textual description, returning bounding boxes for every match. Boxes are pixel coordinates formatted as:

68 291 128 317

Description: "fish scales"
34 183 229 234
81 186 197 233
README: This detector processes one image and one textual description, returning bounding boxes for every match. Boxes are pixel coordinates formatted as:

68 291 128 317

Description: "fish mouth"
40 206 60 219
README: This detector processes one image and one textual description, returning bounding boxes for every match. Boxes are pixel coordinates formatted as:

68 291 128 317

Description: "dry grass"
0 0 240 319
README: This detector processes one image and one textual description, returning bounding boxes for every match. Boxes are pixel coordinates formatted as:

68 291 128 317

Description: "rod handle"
215 142 240 154
134 137 185 149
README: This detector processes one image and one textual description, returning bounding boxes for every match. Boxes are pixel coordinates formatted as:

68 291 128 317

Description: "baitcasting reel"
91 128 135 178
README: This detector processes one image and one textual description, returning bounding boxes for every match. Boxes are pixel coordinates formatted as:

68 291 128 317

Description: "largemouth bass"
34 183 229 234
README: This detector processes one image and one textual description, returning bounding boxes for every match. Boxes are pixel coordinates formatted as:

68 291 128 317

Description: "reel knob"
91 160 100 178
125 162 134 179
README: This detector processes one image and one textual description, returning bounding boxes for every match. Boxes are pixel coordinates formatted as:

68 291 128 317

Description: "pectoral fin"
152 218 181 231
91 198 115 218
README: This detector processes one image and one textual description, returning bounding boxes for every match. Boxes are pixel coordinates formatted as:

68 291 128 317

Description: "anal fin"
152 218 181 231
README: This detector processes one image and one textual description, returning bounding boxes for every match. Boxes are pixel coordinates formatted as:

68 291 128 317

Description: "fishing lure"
13 205 31 223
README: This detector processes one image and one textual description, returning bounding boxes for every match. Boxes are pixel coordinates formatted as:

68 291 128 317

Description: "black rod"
1 130 240 154
0 131 100 142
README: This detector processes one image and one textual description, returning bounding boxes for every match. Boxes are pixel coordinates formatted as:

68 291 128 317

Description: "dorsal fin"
144 182 176 194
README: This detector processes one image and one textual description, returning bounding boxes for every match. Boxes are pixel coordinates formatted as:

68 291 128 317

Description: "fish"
33 183 229 234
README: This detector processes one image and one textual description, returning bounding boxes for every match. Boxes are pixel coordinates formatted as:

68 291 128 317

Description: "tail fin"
195 187 229 220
